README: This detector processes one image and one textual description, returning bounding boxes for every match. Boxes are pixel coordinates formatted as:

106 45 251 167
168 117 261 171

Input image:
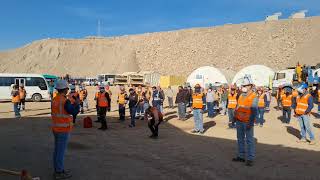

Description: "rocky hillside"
0 16 319 77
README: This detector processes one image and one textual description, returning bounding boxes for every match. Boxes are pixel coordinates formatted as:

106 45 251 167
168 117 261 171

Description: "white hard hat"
241 75 254 86
69 84 75 90
55 80 69 90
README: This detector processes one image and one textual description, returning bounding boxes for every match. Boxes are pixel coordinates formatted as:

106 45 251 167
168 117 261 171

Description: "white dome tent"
232 65 275 87
187 66 228 88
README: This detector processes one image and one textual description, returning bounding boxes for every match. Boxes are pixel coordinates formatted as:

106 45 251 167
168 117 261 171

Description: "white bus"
0 73 50 102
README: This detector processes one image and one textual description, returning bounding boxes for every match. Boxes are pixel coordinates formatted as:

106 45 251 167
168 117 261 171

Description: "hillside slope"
0 16 319 77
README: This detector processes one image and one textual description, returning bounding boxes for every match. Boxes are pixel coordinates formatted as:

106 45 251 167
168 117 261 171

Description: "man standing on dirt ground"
67 85 80 124
117 86 128 121
51 80 78 179
128 88 138 127
176 86 186 120
281 88 294 124
317 84 320 116
145 106 163 138
19 85 27 111
220 87 228 115
191 84 205 134
265 87 271 112
11 84 21 118
152 86 163 112
256 87 267 127
233 75 258 167
49 80 55 100
94 86 100 122
136 86 145 120
95 85 111 130
166 86 174 109
227 85 238 128
293 83 316 145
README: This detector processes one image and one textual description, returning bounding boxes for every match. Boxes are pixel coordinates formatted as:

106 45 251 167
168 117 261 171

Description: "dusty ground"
0 86 319 180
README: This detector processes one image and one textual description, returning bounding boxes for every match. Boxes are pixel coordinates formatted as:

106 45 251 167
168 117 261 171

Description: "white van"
0 73 50 102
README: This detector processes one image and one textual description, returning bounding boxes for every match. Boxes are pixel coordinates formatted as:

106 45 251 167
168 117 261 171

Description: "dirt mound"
0 17 319 77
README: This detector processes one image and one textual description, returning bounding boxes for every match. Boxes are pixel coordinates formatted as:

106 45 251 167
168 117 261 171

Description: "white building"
265 12 282 21
187 66 228 88
289 10 308 19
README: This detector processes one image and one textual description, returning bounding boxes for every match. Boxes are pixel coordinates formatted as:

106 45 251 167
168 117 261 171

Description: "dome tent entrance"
232 65 275 87
187 66 228 88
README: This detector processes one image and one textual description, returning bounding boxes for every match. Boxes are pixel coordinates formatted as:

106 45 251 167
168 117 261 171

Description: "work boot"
245 160 254 167
296 139 307 143
53 172 72 180
232 157 245 163
190 129 199 134
309 140 316 145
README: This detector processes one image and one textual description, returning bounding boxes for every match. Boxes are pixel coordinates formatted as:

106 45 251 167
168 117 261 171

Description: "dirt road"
0 86 319 180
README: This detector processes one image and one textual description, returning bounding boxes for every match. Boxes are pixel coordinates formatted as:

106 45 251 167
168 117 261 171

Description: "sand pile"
0 17 319 77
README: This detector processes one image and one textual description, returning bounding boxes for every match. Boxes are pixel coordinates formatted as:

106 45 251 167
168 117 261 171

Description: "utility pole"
97 19 101 37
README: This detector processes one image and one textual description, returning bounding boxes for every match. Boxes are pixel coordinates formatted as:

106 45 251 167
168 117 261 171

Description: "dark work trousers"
80 101 84 114
119 104 126 121
148 118 162 137
282 107 292 124
19 98 26 110
72 114 77 124
130 106 137 126
98 107 107 128
96 105 100 121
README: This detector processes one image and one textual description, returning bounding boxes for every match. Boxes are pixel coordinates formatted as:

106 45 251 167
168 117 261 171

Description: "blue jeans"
178 103 186 119
257 108 265 125
282 107 291 123
53 132 69 173
266 101 271 111
130 107 137 126
236 121 255 161
13 103 21 117
193 109 204 132
152 101 161 112
297 115 315 140
143 102 150 112
228 108 235 127
136 103 144 117
318 103 320 113
207 102 214 117
221 101 227 115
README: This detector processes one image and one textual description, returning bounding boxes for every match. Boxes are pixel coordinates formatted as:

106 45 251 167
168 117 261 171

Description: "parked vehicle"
0 73 50 102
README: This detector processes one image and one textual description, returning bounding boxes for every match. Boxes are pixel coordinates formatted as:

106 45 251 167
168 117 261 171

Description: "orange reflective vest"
79 90 87 101
51 94 73 133
19 89 26 99
295 94 311 115
53 91 58 99
68 92 79 104
12 93 20 103
282 95 292 107
235 92 256 123
192 93 204 109
97 92 109 107
292 90 298 98
227 93 237 109
318 90 320 103
118 93 126 105
258 94 265 108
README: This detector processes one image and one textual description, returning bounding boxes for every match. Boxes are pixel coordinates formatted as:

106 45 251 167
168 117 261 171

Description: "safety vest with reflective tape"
258 94 265 108
282 95 292 107
318 90 320 103
51 94 73 133
235 92 256 123
12 94 20 103
227 93 237 109
19 89 26 99
79 90 87 101
192 93 204 109
118 93 126 105
295 94 311 115
97 92 109 107
68 92 79 104
292 90 298 98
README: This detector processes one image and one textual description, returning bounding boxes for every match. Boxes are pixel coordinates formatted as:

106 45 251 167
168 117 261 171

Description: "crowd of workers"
9 75 320 179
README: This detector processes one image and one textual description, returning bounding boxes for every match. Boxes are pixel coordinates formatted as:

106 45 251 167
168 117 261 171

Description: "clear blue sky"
0 0 319 50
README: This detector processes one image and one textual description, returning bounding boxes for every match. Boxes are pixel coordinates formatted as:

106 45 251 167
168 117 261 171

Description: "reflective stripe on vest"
235 93 256 123
118 93 126 104
51 94 73 133
258 94 265 108
318 90 320 102
192 93 203 109
98 92 108 107
282 95 292 107
228 93 237 109
295 94 311 115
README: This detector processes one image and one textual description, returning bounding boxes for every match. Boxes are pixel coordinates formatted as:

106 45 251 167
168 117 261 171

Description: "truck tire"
32 94 42 102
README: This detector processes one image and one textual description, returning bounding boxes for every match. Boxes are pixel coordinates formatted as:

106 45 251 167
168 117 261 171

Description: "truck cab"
272 69 296 95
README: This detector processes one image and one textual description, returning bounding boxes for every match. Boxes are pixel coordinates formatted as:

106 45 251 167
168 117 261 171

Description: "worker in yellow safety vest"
190 84 205 134
293 83 315 145
233 75 258 167
227 85 238 128
11 84 21 118
51 80 79 179
117 86 128 121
